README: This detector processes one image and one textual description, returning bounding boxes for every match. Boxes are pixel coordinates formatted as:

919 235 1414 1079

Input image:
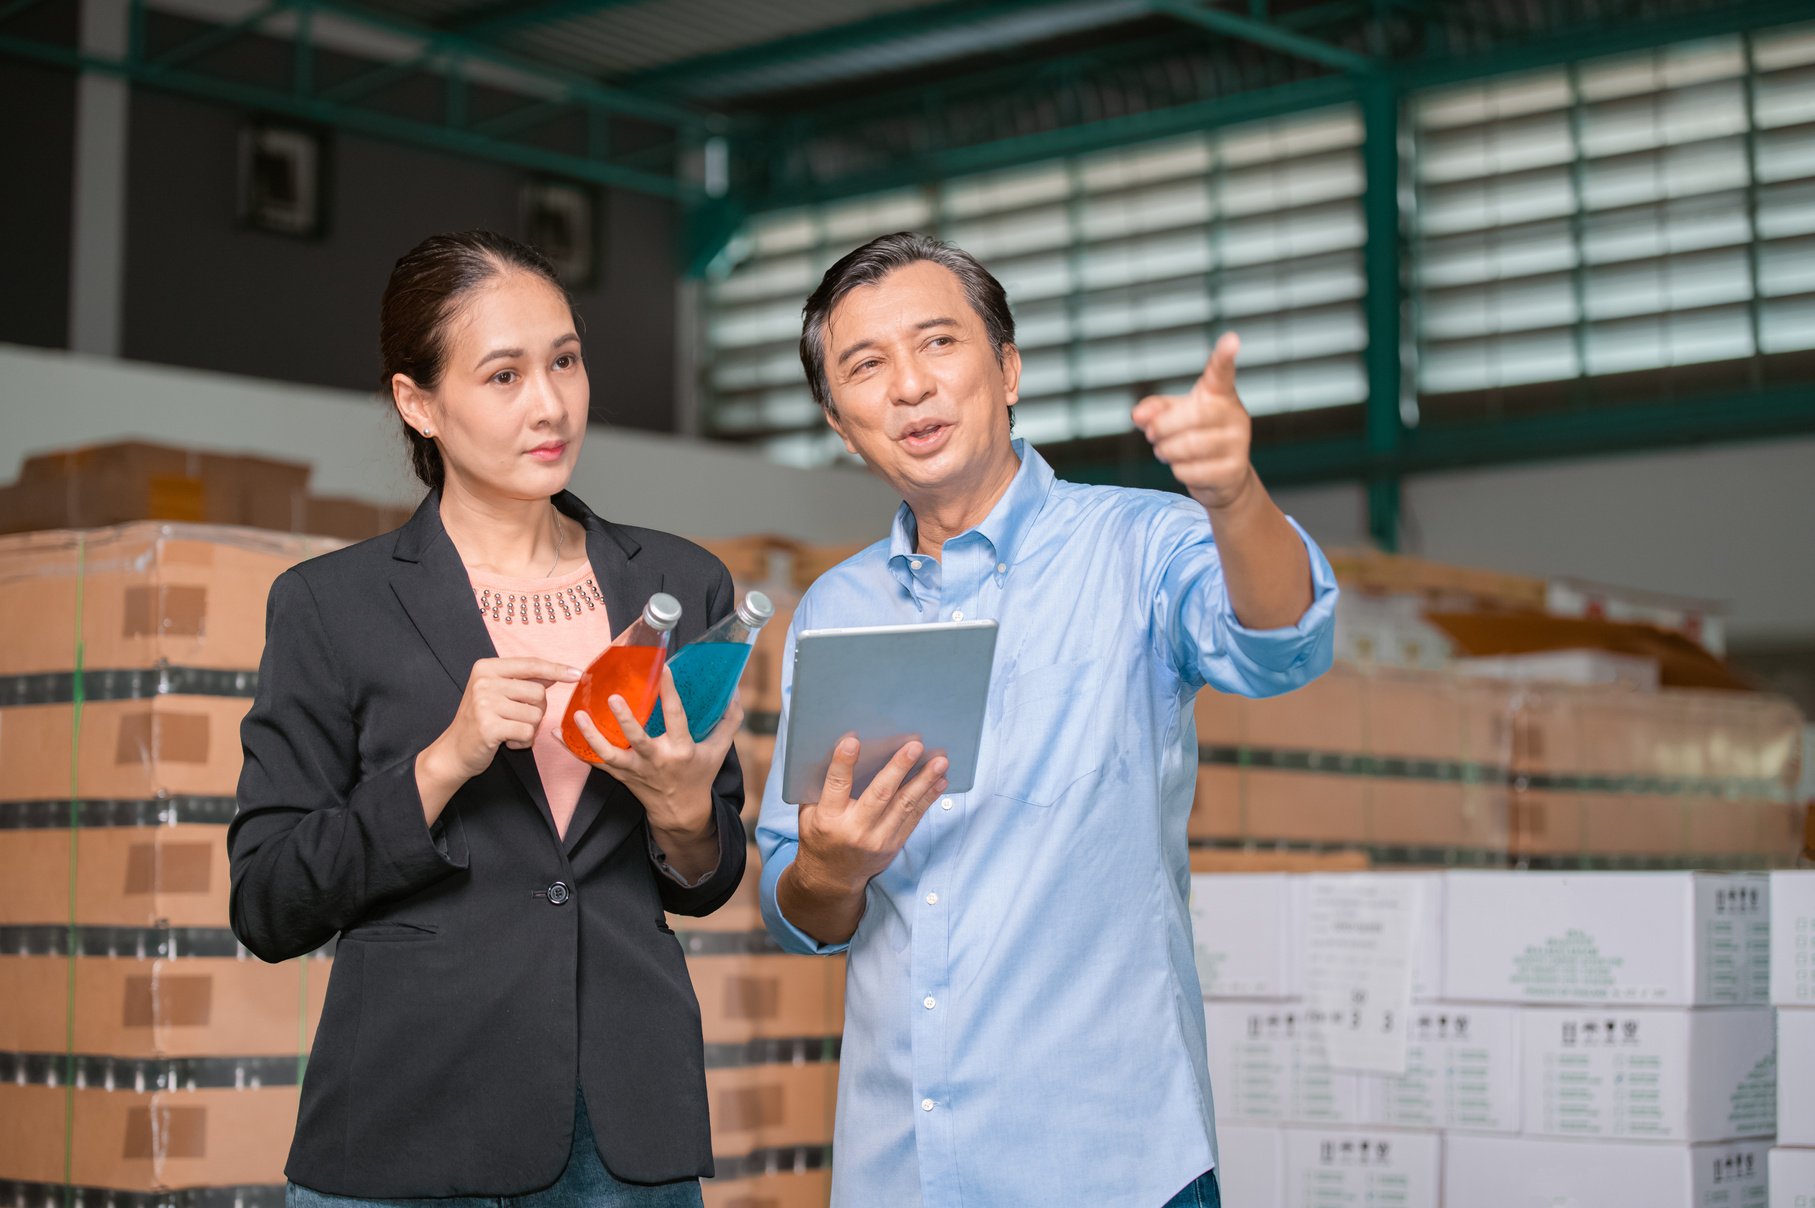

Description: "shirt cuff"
646 831 719 889
1219 516 1340 677
758 845 853 956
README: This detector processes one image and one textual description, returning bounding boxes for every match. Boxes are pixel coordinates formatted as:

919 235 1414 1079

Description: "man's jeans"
1161 1168 1222 1207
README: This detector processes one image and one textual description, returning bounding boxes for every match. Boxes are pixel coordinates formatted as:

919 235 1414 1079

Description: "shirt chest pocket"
989 657 1108 808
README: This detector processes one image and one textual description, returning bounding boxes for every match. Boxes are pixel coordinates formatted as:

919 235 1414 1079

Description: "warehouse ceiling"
3 0 1806 219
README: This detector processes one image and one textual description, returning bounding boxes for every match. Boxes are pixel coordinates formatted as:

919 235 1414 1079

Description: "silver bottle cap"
737 590 775 628
643 592 682 631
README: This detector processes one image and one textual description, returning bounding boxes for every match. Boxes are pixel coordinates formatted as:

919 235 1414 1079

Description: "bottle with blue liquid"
646 590 774 741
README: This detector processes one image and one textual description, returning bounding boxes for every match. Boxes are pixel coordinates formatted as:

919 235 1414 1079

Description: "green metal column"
1360 72 1403 552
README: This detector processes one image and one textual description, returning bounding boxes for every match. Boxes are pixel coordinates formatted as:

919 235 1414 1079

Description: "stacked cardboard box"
1193 870 1778 1206
1771 871 1815 1208
682 550 841 1208
1442 871 1776 1207
1190 664 1804 868
0 523 332 1196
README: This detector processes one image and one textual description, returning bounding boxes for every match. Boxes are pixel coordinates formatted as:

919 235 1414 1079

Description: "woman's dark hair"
799 231 1017 421
380 230 577 491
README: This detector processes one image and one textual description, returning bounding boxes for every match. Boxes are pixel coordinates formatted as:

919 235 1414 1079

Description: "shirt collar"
887 439 1055 569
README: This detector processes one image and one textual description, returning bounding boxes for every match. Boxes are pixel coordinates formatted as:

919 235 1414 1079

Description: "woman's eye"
554 353 577 370
491 369 519 385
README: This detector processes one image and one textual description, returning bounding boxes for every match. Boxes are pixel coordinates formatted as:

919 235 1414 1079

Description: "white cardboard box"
1212 1124 1282 1206
1290 871 1444 1002
1444 871 1770 1006
1282 1128 1440 1208
1779 1008 1815 1147
1204 1001 1363 1125
1190 873 1295 999
1522 1007 1776 1142
1445 1134 1768 1208
1773 871 1815 1007
1770 1146 1815 1208
1359 1004 1521 1133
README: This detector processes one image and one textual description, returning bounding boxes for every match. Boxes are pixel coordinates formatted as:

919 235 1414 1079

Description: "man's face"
820 260 1022 505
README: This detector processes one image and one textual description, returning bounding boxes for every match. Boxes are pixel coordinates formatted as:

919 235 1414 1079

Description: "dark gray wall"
0 4 77 351
121 90 679 431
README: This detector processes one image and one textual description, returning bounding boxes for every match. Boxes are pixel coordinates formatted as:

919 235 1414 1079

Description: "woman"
229 231 746 1206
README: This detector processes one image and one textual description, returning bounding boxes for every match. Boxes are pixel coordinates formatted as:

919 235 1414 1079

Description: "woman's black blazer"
228 489 747 1196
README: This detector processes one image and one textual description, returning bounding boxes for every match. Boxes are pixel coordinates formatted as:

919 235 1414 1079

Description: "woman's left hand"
572 668 742 870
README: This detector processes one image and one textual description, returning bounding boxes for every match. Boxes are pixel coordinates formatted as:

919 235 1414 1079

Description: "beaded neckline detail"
472 568 606 626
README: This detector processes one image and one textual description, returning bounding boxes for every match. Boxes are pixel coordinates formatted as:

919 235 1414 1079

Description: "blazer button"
546 881 570 905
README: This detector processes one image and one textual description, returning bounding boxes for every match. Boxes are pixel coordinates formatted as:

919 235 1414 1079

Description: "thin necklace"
474 505 601 626
546 503 565 577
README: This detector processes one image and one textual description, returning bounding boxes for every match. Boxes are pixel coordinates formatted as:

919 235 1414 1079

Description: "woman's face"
399 270 588 502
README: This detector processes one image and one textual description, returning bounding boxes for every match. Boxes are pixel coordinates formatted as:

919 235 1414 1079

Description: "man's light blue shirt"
756 441 1339 1207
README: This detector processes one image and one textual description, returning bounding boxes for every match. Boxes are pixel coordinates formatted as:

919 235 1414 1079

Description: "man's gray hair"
799 231 1017 418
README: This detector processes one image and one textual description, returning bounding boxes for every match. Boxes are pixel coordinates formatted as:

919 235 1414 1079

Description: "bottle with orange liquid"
560 592 681 763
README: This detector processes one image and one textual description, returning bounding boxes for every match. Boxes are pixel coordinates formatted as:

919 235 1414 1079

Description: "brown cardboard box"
707 1063 837 1158
1188 847 1370 873
1192 688 1245 747
0 697 252 803
690 954 845 1044
9 442 311 535
741 599 793 719
674 844 764 934
1507 790 1586 859
0 522 335 676
1579 792 1689 857
1188 765 1243 841
299 496 411 542
1239 769 1371 845
737 733 776 827
702 1170 833 1208
0 955 328 1058
1365 672 1466 762
1242 665 1367 754
0 824 233 927
693 536 800 589
791 543 867 593
1367 780 1509 852
0 1083 298 1188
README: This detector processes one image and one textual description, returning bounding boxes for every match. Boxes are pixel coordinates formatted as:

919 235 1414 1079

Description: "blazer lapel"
559 492 665 858
389 492 561 844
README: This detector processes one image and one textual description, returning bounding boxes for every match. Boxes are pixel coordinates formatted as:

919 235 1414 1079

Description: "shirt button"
940 797 953 811
909 559 922 570
951 609 964 620
926 892 939 905
996 562 1008 575
924 995 937 1009
922 1098 935 1111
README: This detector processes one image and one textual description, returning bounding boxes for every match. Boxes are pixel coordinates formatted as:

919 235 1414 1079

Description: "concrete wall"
1272 437 1815 646
0 343 898 543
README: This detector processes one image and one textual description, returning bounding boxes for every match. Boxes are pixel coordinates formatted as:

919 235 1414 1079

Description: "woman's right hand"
415 658 580 822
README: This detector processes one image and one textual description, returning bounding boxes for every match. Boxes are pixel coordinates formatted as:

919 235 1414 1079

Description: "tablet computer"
779 619 998 806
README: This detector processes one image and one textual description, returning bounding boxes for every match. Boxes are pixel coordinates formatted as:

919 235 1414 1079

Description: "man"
756 232 1338 1207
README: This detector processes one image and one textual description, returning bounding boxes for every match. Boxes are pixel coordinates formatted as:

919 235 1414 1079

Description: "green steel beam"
290 0 709 128
1147 0 1374 73
1064 384 1815 490
1397 0 1815 89
448 0 641 38
0 31 692 199
0 0 52 24
1360 72 1402 551
622 0 1109 95
146 0 284 70
749 72 1357 212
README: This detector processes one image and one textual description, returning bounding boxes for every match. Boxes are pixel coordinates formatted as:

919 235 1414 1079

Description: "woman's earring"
421 428 432 437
